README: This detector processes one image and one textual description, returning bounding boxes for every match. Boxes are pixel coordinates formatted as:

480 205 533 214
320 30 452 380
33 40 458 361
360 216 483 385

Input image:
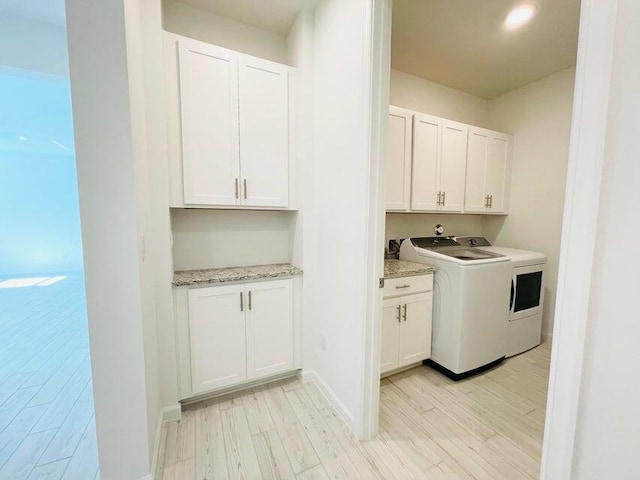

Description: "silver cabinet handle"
240 292 244 312
395 284 411 289
235 178 239 199
396 305 401 323
244 179 247 199
490 195 493 208
484 195 489 208
436 191 441 206
442 191 446 206
248 290 252 311
402 304 407 321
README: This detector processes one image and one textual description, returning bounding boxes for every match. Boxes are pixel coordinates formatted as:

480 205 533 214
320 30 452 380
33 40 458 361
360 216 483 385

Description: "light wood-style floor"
158 342 551 479
0 275 99 480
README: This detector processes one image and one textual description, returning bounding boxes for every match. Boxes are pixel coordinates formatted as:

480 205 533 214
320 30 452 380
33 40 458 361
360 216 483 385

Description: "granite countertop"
173 263 303 287
384 259 436 279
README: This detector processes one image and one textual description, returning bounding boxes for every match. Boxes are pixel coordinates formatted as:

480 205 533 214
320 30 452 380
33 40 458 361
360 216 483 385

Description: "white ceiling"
173 0 319 36
0 0 66 26
392 0 581 99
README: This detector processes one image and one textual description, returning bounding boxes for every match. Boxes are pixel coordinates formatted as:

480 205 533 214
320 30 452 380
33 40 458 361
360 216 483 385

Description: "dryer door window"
510 264 544 321
514 271 542 312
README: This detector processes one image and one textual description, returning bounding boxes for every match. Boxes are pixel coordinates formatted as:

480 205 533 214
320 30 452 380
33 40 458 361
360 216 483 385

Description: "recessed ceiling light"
504 3 537 30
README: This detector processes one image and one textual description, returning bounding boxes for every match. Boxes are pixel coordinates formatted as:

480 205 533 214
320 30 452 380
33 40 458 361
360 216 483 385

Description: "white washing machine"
400 237 512 379
455 237 547 357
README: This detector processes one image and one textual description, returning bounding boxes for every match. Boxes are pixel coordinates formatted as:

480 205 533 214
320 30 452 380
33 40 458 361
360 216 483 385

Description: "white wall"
386 213 483 242
572 0 640 476
162 0 289 64
171 209 297 270
483 68 575 337
390 69 491 127
0 13 68 75
66 0 155 477
303 0 376 432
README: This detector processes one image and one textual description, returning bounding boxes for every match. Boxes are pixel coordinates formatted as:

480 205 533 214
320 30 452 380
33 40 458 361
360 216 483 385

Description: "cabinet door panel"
381 299 401 374
411 114 442 211
239 55 289 207
465 128 490 213
398 292 432 368
246 280 293 379
440 120 468 212
486 133 511 213
386 107 413 211
188 285 246 393
179 39 240 205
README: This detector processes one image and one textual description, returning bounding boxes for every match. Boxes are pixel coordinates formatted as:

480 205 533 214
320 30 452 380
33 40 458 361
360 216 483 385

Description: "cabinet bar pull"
395 284 411 289
396 305 401 323
244 179 247 199
484 195 489 208
402 304 407 321
437 192 441 206
248 290 252 310
235 178 239 199
489 195 493 208
442 191 446 206
240 292 244 312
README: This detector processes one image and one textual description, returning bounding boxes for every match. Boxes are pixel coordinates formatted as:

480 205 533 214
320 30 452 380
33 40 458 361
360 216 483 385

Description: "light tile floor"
0 275 99 480
159 342 551 479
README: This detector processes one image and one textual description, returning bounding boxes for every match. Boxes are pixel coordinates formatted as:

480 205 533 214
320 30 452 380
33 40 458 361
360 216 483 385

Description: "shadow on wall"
0 68 83 277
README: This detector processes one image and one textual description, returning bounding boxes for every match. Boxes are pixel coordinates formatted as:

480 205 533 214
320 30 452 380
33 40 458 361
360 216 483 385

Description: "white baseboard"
300 369 354 432
150 404 183 479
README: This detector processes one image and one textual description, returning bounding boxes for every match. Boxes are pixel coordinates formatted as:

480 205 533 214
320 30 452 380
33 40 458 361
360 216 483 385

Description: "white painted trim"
300 370 354 431
150 405 183 479
540 0 619 478
360 0 392 441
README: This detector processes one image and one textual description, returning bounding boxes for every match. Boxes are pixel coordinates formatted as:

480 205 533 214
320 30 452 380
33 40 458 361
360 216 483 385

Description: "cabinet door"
246 279 293 379
465 127 490 213
381 299 401 374
485 133 511 213
411 113 442 211
239 55 290 207
386 107 413 211
188 285 246 393
439 120 468 212
398 292 432 368
179 39 240 206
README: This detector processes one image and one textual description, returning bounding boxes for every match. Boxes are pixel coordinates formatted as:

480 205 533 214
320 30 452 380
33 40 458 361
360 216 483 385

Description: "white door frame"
360 0 392 440
361 0 622 474
540 0 619 478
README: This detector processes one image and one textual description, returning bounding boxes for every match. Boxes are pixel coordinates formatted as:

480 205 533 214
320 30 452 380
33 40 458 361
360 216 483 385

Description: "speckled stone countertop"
173 263 303 287
384 259 436 279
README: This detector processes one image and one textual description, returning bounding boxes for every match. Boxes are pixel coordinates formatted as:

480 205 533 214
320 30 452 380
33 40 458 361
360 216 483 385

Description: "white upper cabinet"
172 35 292 209
239 56 290 207
411 115 467 212
464 126 512 214
386 107 413 211
411 113 442 211
179 40 240 206
439 120 468 212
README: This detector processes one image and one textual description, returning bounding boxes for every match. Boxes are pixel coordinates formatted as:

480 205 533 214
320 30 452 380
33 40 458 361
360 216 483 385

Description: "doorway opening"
0 10 99 478
375 0 580 477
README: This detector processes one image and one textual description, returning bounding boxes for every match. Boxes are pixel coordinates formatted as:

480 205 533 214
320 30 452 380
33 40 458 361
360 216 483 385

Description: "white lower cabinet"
186 279 294 396
381 275 433 375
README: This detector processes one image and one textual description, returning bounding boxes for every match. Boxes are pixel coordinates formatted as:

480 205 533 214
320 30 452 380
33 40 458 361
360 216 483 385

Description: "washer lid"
409 237 505 262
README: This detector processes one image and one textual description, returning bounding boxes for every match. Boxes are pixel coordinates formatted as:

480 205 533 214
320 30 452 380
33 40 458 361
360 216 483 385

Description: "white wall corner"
300 370 354 431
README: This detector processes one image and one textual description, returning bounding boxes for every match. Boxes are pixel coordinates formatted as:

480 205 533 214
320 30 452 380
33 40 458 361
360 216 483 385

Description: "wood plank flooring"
0 275 99 480
159 342 551 479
